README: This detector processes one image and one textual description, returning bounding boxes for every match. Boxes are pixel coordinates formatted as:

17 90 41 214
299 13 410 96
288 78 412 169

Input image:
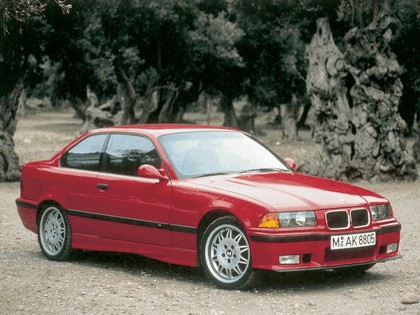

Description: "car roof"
88 124 239 138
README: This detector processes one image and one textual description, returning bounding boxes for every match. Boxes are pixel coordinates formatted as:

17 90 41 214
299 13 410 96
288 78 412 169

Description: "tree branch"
1 0 71 34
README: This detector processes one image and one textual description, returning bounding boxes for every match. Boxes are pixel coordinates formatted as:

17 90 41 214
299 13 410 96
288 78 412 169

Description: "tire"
200 216 256 290
37 203 72 261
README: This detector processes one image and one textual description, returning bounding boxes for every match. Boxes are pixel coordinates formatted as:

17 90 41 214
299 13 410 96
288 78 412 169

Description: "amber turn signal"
258 213 280 228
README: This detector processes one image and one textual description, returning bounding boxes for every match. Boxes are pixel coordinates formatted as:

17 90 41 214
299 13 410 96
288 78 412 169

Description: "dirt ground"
0 109 419 315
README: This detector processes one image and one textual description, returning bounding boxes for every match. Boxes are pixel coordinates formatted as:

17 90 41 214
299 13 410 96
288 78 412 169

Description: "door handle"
97 183 109 190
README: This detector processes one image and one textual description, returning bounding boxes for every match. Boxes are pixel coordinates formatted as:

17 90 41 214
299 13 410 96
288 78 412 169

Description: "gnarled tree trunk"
0 80 23 182
79 88 115 135
117 68 136 125
158 83 179 123
304 17 417 181
414 138 420 163
280 92 301 141
222 94 238 128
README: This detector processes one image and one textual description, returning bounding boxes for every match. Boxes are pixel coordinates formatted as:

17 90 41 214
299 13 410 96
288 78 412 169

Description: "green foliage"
0 0 71 34
96 0 199 93
0 15 53 95
187 11 244 96
0 0 418 128
188 13 243 66
389 0 420 132
234 0 309 107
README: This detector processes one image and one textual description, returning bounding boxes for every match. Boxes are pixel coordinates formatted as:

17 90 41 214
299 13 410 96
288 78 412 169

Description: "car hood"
188 172 386 211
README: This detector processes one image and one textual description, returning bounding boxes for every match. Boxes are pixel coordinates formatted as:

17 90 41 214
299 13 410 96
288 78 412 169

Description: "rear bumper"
249 222 401 271
16 198 38 234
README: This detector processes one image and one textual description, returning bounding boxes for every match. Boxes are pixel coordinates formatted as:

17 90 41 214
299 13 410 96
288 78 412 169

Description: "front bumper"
248 222 401 271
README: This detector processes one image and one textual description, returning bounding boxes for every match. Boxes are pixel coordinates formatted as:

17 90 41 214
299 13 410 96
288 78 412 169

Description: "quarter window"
61 134 107 171
103 134 161 176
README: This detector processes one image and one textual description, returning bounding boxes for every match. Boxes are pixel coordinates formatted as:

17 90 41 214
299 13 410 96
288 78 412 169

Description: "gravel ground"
0 109 419 315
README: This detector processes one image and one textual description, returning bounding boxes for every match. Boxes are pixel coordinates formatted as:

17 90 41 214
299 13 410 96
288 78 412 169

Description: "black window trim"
60 133 110 171
61 132 170 178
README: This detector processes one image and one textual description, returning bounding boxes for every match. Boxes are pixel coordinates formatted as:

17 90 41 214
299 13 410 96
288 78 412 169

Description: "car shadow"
69 250 207 284
255 268 390 292
67 250 392 292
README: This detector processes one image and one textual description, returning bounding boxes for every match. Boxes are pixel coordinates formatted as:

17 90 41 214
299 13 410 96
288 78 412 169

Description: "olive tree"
304 0 417 181
0 1 70 182
75 0 245 130
232 0 309 138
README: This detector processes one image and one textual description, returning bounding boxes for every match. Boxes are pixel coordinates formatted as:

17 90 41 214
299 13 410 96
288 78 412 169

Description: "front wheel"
38 204 72 261
200 216 256 290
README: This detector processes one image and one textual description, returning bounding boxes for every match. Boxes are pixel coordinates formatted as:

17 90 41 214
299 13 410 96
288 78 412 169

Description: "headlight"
370 204 391 221
278 211 317 227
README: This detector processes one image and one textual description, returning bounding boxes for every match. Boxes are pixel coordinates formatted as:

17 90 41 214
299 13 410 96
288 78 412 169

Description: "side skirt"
71 233 199 267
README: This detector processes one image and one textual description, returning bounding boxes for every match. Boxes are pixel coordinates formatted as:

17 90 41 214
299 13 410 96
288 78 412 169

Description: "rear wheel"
38 204 72 261
200 216 256 290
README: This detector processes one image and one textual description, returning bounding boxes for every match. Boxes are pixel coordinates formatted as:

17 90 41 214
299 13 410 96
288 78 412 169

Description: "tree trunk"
413 138 420 163
305 17 417 181
79 88 114 135
158 83 179 123
305 18 354 179
280 93 300 141
204 93 212 125
174 106 185 123
222 94 238 128
0 80 23 182
71 97 87 121
117 68 136 125
297 100 311 129
138 87 159 124
372 0 380 28
17 88 27 116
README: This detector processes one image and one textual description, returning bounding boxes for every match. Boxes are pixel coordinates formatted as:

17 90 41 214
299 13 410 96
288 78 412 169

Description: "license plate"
330 232 376 250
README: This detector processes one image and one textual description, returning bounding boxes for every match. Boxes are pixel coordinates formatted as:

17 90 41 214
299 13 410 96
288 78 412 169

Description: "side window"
103 134 161 176
61 134 107 171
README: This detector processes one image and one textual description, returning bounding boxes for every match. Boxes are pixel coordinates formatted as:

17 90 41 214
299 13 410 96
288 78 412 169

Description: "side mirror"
284 158 297 170
137 164 168 181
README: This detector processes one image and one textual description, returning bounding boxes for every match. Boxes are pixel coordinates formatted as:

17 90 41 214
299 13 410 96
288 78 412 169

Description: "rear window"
61 134 107 171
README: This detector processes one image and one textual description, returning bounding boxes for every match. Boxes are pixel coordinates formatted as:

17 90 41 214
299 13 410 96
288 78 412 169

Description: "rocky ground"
0 109 419 315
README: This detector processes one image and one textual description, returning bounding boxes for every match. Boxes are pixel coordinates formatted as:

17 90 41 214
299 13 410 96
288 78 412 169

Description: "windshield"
158 131 289 179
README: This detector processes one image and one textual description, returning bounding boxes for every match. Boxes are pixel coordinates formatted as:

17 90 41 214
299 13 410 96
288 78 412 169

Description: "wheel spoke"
217 264 224 273
225 228 232 239
217 231 224 242
226 268 232 279
239 245 249 253
232 265 242 276
58 235 64 244
239 256 249 265
233 233 243 243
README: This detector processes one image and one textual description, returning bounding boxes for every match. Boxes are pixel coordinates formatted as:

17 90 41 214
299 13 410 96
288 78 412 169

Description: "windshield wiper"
193 168 288 178
193 171 236 178
239 168 287 174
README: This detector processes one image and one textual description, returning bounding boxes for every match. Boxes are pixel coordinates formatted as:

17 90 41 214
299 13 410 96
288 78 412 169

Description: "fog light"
386 243 398 253
279 255 300 265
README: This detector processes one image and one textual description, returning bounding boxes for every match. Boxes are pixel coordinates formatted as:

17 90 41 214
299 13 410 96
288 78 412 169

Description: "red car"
16 125 401 289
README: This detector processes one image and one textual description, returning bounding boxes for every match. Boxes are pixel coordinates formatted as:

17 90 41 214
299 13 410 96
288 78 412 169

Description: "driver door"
93 134 171 246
